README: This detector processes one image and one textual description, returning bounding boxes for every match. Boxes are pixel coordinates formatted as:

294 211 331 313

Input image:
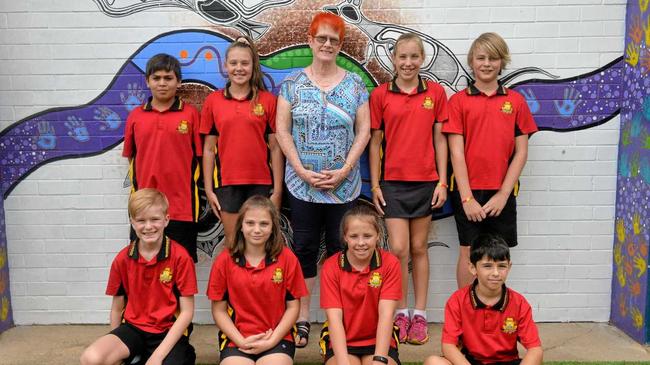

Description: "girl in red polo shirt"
207 195 307 364
201 36 284 247
320 203 402 365
369 33 449 345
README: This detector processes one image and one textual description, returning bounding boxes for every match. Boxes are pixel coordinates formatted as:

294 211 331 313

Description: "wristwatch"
372 355 389 364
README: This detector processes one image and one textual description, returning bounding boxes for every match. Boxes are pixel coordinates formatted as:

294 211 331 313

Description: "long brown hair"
229 195 284 259
224 35 266 106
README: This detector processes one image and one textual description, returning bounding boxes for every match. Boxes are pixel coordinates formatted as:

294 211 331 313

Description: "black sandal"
295 321 310 348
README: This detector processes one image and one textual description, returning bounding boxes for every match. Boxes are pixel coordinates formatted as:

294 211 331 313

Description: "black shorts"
130 220 198 262
320 321 400 364
451 190 517 247
215 184 272 213
381 181 438 219
323 345 400 365
220 339 295 362
110 323 195 365
463 350 521 365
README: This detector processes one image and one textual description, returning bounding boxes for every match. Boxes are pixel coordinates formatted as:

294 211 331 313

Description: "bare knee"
387 236 409 260
424 355 452 365
410 241 428 258
79 348 104 365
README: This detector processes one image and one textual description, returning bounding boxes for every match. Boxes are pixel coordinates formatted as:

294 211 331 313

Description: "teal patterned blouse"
279 69 369 204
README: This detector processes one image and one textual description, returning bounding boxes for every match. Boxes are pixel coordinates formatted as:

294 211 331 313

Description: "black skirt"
380 181 437 219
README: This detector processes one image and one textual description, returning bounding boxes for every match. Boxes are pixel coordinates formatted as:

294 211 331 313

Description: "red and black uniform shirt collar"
142 96 184 112
469 278 509 312
127 236 172 262
223 81 254 101
466 81 508 97
339 248 382 272
387 75 429 94
232 252 276 268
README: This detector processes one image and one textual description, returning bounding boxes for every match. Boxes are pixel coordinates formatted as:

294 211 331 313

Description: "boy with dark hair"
123 53 203 262
424 235 542 365
443 33 537 288
80 188 197 365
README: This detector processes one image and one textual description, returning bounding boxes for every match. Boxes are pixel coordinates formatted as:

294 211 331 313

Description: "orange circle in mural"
180 50 189 59
205 51 213 61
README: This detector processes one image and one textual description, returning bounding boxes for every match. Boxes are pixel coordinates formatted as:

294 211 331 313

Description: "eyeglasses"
313 35 341 46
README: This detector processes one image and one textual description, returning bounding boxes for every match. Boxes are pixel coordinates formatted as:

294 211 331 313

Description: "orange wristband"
438 182 448 188
462 196 473 204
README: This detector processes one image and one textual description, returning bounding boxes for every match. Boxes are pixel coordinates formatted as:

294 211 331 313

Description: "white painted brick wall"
1 1 623 324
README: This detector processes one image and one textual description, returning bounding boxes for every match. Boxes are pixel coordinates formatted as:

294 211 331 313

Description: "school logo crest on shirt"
253 103 265 116
272 268 283 284
368 272 382 288
502 317 517 334
501 101 513 114
177 120 189 134
159 267 173 283
422 96 434 110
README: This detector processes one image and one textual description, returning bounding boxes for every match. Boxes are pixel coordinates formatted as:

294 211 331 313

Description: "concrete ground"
0 323 649 364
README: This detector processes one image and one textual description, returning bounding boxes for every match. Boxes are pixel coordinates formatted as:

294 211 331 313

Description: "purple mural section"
0 198 10 332
0 62 147 198
610 0 650 344
512 58 623 131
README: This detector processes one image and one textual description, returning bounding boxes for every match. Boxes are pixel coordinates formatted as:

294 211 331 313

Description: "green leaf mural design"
261 46 377 92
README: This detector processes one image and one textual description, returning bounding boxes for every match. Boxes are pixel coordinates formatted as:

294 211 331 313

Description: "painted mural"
0 0 626 332
610 0 650 344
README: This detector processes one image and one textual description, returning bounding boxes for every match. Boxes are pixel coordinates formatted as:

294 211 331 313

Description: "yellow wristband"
371 185 381 193
462 196 473 204
438 182 448 188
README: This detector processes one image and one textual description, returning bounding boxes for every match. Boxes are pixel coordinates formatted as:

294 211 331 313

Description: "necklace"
308 67 339 90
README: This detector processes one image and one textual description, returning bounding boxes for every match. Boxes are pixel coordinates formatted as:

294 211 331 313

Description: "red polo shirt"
441 281 541 363
200 88 277 187
320 249 402 348
370 77 449 181
206 246 307 347
106 237 198 334
443 84 537 190
122 97 203 222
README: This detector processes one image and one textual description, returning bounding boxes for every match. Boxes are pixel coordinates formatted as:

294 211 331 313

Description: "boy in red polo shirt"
424 235 542 365
123 53 203 262
80 189 197 365
320 204 402 365
443 33 537 288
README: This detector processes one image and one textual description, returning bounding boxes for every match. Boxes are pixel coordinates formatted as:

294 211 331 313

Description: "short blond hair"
128 188 169 218
467 32 511 72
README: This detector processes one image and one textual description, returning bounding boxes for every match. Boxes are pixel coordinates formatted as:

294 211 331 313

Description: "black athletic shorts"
463 349 521 365
320 321 400 364
215 184 272 213
220 339 295 362
323 345 400 365
451 190 517 247
110 322 195 365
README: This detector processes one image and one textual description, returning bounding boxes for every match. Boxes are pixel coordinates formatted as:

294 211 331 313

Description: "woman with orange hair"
275 12 371 348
